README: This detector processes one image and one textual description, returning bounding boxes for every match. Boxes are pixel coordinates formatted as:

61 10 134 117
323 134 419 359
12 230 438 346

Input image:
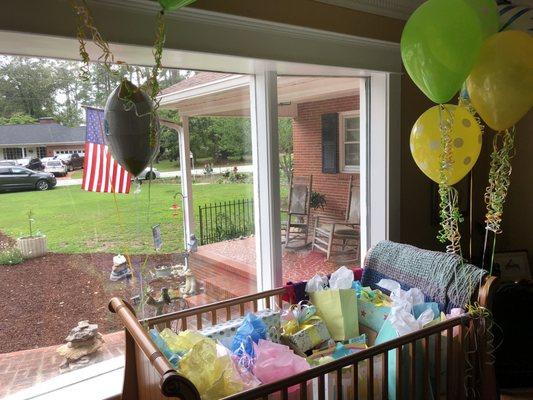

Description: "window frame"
338 110 360 173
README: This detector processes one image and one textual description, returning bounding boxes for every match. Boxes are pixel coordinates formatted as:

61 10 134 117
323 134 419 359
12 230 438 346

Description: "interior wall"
192 0 404 42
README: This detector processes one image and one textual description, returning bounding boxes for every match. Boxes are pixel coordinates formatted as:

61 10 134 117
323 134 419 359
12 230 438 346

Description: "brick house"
0 117 85 160
160 73 361 220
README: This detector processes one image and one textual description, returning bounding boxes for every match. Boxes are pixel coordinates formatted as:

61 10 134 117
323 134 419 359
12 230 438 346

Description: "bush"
310 191 327 211
0 248 24 266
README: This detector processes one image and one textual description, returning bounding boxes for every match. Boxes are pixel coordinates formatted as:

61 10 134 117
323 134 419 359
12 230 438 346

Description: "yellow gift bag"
310 288 359 341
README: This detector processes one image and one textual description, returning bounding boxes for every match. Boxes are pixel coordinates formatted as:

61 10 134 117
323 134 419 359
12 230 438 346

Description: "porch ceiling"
159 75 360 117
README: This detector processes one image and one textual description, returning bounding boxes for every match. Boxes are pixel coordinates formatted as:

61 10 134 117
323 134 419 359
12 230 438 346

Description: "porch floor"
189 236 359 301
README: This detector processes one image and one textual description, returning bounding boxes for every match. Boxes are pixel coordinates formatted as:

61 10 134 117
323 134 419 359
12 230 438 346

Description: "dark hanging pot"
104 79 160 177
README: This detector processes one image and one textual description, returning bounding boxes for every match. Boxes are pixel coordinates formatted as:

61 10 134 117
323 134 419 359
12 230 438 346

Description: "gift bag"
357 286 392 332
310 288 359 341
375 308 436 400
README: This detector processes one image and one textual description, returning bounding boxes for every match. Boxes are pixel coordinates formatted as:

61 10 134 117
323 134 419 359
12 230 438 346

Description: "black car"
0 166 57 192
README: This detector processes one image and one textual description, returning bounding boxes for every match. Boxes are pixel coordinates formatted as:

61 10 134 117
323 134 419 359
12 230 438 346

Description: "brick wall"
293 95 360 219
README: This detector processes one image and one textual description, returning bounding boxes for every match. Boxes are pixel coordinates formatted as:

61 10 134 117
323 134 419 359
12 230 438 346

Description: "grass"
0 180 253 255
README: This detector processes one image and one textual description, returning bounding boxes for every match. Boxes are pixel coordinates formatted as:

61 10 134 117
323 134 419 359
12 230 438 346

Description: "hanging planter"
104 79 160 177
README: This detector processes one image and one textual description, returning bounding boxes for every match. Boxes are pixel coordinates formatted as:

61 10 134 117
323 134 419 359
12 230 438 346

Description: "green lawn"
0 181 253 254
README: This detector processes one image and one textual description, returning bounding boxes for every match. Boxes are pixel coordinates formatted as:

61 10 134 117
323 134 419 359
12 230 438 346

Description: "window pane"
345 128 359 142
345 116 358 130
345 143 359 166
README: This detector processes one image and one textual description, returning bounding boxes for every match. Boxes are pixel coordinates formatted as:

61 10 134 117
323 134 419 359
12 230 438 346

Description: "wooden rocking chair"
312 176 360 261
282 174 312 248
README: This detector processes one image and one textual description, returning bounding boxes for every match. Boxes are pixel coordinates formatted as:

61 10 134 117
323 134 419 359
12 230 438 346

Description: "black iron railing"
198 198 254 245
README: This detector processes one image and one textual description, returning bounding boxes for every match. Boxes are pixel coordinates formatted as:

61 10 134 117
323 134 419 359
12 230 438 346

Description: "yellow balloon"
466 30 533 131
410 105 482 185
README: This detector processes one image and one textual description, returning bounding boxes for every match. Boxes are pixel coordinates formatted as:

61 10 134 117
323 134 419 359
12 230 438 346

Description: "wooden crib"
109 275 498 400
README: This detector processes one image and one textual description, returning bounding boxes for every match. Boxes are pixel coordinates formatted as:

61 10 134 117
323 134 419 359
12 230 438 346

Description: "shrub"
310 191 327 211
0 248 24 266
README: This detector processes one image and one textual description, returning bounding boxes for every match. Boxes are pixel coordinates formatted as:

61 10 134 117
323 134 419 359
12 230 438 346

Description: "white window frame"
339 110 360 173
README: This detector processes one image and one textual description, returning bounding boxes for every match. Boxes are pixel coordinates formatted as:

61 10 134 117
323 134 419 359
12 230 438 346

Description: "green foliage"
218 169 252 184
280 153 293 185
0 113 38 125
0 248 24 266
278 118 293 154
189 117 252 161
310 191 327 211
0 56 186 127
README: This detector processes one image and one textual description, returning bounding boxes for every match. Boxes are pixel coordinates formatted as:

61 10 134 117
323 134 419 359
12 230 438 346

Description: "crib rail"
110 287 482 400
141 288 286 331
221 314 473 400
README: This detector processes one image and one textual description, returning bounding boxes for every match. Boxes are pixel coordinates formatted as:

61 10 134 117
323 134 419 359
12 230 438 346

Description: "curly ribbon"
437 105 464 255
482 128 515 274
282 301 319 335
463 303 503 399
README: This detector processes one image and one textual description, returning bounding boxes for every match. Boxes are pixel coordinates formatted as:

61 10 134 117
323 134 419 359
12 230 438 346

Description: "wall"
293 95 360 219
192 0 404 42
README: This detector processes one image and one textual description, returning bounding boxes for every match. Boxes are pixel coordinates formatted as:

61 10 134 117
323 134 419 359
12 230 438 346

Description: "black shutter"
321 113 339 173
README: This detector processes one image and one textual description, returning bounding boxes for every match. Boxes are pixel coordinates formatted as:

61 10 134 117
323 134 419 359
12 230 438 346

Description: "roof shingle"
0 123 85 146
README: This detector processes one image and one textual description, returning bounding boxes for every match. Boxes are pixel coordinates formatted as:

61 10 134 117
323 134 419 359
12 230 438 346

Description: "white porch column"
250 71 283 291
179 116 195 250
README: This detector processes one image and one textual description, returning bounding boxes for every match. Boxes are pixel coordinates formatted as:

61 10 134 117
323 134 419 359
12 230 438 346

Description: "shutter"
321 113 339 173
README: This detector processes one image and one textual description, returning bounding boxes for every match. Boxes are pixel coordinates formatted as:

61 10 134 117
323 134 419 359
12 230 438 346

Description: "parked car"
0 160 18 167
0 166 56 192
138 167 161 180
16 157 44 171
44 160 68 177
54 153 84 171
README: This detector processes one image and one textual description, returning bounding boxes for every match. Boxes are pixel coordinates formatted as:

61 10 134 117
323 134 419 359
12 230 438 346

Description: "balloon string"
482 128 515 275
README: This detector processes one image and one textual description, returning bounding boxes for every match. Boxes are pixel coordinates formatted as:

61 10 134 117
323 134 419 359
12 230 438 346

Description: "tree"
0 113 37 125
278 118 293 154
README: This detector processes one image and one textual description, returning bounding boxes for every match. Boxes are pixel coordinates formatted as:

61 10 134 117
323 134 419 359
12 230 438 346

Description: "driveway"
56 165 253 187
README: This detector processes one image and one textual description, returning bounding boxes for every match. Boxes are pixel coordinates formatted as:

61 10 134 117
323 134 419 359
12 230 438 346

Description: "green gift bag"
309 289 359 340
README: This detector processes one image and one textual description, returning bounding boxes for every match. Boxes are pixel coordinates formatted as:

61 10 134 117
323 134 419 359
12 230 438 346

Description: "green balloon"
401 0 484 104
158 0 196 11
466 0 499 38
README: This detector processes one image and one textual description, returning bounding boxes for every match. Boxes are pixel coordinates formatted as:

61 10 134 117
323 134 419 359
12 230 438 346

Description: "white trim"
314 0 422 20
178 118 195 250
338 110 361 174
0 1 401 74
250 71 283 291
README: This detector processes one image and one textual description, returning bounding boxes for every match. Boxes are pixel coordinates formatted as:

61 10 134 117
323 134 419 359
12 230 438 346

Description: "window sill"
5 357 124 400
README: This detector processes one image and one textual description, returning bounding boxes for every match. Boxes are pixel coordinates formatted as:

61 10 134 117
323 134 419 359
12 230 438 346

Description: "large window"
37 147 47 158
339 111 360 173
2 147 23 160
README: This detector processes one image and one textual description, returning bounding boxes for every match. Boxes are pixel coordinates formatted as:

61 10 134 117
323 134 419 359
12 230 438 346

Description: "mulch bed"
0 231 186 353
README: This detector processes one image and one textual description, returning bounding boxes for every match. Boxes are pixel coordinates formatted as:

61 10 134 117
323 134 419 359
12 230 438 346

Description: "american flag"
82 107 132 194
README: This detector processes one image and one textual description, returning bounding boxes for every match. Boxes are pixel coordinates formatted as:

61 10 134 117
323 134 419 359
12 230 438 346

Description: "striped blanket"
362 241 486 312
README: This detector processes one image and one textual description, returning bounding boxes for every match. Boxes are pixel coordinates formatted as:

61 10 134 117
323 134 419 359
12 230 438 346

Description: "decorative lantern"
104 80 160 177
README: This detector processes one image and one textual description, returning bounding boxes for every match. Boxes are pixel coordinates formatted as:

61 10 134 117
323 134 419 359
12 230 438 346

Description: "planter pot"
17 236 47 259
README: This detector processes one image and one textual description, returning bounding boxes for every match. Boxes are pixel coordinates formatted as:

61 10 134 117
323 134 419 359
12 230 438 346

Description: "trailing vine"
437 105 463 254
69 0 168 148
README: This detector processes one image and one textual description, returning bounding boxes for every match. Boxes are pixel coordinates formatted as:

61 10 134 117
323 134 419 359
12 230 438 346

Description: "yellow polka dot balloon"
410 104 482 185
